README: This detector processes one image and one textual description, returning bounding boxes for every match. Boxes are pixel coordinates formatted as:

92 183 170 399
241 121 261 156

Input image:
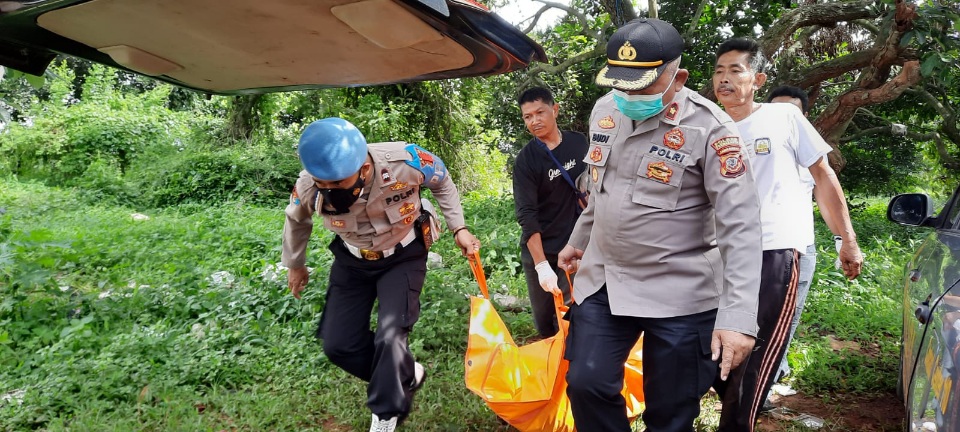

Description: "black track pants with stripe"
714 248 799 432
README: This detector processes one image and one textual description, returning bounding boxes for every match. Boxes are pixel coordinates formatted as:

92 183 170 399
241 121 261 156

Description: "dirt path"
758 390 904 431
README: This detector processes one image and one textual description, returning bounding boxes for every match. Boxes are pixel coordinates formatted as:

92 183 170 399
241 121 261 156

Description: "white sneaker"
369 414 398 432
411 362 426 391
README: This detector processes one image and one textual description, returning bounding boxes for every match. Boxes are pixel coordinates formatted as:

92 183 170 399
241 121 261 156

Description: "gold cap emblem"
617 41 637 61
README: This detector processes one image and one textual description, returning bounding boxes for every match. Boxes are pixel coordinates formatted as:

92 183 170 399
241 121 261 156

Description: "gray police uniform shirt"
281 142 466 268
568 87 763 336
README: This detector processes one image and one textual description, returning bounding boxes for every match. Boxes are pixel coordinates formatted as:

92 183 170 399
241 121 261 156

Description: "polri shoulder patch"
404 144 447 187
710 136 746 178
290 185 300 206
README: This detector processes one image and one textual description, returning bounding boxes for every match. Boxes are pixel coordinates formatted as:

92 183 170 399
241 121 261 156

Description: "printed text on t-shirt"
548 159 578 181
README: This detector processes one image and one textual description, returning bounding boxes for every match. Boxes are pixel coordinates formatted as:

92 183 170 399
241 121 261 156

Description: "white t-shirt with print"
738 103 831 251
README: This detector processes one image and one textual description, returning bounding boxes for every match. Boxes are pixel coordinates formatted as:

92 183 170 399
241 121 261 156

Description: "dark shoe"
760 397 777 413
397 362 427 426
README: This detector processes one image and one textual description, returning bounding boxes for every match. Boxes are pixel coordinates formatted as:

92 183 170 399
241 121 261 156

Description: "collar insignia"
664 102 680 121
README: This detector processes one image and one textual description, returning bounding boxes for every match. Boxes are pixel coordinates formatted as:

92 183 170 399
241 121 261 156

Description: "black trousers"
714 249 799 432
565 287 718 432
316 235 427 419
520 249 573 337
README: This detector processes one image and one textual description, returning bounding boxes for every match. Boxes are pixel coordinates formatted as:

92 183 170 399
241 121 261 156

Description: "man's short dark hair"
767 85 809 113
716 38 767 73
518 87 555 106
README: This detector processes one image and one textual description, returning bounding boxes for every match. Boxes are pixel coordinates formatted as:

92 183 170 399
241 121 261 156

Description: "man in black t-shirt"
513 87 589 337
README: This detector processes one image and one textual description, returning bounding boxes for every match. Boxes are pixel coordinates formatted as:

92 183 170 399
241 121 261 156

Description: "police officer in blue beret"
281 118 480 432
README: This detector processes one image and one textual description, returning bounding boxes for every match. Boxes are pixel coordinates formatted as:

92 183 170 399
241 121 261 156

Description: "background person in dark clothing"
512 86 589 337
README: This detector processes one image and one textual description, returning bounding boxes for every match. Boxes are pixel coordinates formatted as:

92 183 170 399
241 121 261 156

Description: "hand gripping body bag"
464 251 645 431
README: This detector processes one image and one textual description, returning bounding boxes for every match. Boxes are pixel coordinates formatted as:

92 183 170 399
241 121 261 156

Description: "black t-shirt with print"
512 130 589 255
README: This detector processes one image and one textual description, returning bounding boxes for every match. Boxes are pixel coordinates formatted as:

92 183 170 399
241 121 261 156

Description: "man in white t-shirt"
711 38 864 432
766 85 846 386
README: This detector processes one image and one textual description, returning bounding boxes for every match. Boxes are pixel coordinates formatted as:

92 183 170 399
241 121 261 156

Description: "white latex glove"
535 261 560 295
834 235 843 270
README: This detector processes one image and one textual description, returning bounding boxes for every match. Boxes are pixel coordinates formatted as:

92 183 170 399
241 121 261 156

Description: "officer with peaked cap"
556 18 763 431
281 117 480 432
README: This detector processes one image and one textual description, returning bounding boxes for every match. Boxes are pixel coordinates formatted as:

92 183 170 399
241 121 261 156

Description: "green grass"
0 178 916 431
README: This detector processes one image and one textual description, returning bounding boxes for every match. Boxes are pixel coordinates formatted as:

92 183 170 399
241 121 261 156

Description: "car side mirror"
887 193 935 227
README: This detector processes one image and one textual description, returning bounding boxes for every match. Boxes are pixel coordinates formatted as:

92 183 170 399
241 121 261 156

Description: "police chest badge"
663 128 685 150
647 161 673 184
332 220 346 228
390 181 408 191
710 137 746 178
591 166 599 183
755 138 771 155
399 202 416 216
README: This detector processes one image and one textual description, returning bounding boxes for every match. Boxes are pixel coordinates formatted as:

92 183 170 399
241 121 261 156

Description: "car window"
946 188 960 229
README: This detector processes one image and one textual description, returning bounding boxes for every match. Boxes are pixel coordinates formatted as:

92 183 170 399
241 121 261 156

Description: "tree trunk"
598 0 638 27
225 94 264 142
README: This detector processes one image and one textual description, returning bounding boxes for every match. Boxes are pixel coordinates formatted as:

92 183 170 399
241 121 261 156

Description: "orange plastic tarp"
464 252 644 431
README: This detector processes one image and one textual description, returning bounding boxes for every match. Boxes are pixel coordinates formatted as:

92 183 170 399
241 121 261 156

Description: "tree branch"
523 44 606 76
524 0 600 40
907 86 960 153
758 0 879 61
684 0 709 40
791 50 877 88
808 0 920 171
521 6 550 34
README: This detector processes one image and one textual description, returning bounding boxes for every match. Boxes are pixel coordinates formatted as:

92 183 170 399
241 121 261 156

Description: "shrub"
130 142 301 208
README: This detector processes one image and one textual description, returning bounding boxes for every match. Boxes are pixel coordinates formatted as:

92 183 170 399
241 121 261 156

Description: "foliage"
129 140 301 208
783 198 923 395
0 63 189 185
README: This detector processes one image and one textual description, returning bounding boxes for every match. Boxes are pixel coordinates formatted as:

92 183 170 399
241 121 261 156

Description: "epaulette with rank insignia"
687 90 734 124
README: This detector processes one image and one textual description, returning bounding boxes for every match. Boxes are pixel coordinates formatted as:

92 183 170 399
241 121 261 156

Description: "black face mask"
319 173 365 215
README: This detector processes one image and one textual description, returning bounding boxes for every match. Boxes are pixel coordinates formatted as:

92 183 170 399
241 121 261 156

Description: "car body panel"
891 187 960 430
0 0 546 93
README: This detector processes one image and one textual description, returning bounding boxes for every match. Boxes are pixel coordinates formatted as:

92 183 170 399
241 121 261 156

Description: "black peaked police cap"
595 18 685 92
